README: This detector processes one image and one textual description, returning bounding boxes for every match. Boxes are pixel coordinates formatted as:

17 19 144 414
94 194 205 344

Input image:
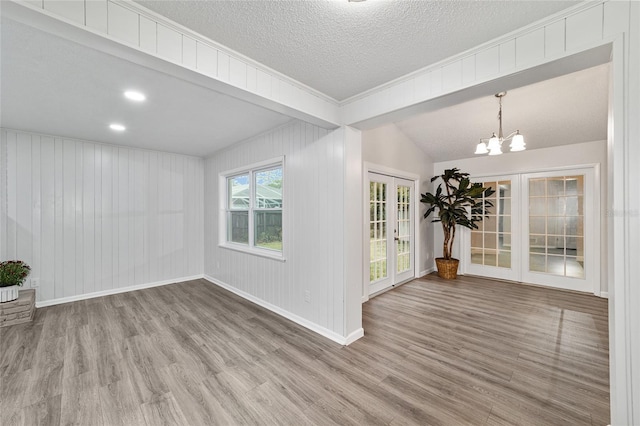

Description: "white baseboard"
345 328 365 345
203 275 361 346
420 267 436 277
35 275 204 308
600 291 609 299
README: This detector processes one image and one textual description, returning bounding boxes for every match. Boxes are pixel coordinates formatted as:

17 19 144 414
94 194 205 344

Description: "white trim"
600 291 609 299
340 1 600 105
203 275 356 346
218 243 286 262
344 328 365 345
35 274 204 308
420 267 436 277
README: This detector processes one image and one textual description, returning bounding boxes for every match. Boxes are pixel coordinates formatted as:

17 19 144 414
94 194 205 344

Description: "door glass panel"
470 180 511 268
528 176 585 278
396 185 411 273
369 181 387 282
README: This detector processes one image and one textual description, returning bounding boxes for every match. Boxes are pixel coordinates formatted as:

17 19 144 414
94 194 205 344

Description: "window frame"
219 157 285 261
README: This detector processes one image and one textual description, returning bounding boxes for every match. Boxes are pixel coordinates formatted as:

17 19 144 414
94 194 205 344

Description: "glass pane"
228 211 249 244
485 182 497 200
484 216 497 233
527 174 586 279
501 216 511 233
498 251 511 268
565 176 584 195
547 178 565 196
501 199 511 215
484 250 497 267
546 235 564 255
547 217 564 235
471 232 483 248
228 175 249 210
530 254 546 272
471 249 483 265
370 180 387 283
566 256 584 278
547 255 565 275
498 233 511 250
530 217 545 234
529 198 546 216
499 181 511 198
254 210 282 251
255 168 283 208
530 179 546 196
530 235 546 253
470 179 511 269
548 197 565 216
484 233 497 250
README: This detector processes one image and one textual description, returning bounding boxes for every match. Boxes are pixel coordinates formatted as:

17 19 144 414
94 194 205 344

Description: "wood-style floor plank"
0 275 609 425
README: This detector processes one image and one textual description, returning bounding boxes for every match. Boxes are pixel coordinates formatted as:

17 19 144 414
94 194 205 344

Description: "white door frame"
460 164 601 296
363 162 420 302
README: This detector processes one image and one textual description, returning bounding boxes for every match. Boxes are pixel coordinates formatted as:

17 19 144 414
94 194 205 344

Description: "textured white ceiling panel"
394 63 609 162
1 18 292 157
134 0 580 101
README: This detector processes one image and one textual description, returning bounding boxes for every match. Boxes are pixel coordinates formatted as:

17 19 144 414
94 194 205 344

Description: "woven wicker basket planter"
435 258 460 280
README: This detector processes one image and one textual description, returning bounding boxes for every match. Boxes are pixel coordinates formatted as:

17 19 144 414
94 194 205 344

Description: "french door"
368 172 415 296
463 167 599 294
465 175 521 281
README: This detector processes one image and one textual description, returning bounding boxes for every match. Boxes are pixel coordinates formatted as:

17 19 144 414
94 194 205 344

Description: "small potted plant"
0 260 31 303
421 168 494 279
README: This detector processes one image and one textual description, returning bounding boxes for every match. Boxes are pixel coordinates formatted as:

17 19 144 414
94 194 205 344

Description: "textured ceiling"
1 18 292 157
394 63 610 162
135 0 580 101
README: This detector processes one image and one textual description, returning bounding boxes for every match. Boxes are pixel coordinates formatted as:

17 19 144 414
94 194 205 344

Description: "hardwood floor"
0 274 609 425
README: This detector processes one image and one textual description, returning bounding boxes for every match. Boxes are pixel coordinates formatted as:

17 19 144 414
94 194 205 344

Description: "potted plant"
421 168 494 279
0 260 31 303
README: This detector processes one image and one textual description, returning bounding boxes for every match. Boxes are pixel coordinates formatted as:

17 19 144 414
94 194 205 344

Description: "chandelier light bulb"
488 146 503 156
475 141 488 155
487 134 501 151
510 132 526 152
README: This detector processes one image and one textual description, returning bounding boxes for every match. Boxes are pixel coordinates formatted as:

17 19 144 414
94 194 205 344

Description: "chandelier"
475 92 525 155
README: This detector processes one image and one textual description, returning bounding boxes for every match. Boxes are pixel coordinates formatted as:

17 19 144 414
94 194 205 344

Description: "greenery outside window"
223 159 283 257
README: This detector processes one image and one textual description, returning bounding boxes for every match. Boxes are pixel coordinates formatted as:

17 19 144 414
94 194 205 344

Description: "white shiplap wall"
0 129 204 305
204 120 363 344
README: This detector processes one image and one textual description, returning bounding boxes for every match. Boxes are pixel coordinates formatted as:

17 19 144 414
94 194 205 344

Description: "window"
222 159 283 257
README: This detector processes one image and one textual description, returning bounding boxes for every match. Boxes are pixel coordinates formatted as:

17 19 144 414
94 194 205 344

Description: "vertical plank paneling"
204 120 350 337
107 1 139 46
0 129 204 304
5 132 17 260
16 133 32 268
62 140 76 298
83 143 95 295
0 131 6 261
40 137 55 301
32 137 42 289
74 141 83 297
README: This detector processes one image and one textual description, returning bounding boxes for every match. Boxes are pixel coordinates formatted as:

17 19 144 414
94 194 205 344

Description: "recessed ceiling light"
124 91 146 102
109 123 126 131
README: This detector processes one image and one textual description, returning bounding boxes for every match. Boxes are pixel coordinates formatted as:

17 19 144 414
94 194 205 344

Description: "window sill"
219 243 286 262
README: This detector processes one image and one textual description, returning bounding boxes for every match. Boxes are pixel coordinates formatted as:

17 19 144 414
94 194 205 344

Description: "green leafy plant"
421 168 495 260
0 260 31 287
